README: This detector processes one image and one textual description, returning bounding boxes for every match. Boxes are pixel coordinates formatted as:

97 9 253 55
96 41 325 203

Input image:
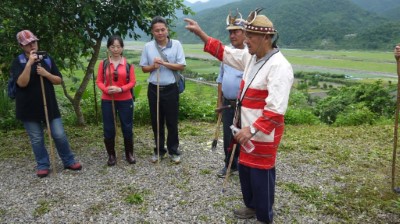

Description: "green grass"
280 124 400 222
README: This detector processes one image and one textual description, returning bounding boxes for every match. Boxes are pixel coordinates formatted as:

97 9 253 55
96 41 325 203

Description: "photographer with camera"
10 30 82 178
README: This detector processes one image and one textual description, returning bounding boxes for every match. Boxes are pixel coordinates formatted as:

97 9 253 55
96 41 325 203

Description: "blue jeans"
23 118 76 170
101 99 134 139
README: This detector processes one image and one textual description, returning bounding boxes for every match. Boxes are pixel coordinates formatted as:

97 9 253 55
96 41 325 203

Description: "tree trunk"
61 38 103 126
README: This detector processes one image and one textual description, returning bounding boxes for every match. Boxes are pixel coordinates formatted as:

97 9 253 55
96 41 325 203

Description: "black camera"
35 51 47 60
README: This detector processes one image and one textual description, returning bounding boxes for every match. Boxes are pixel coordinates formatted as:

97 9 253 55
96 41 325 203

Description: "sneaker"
170 154 181 164
151 153 166 163
217 167 227 178
233 207 256 219
65 162 82 170
36 169 49 178
217 166 238 178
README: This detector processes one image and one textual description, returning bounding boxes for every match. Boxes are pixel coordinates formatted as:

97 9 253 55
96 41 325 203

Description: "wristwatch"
250 125 257 136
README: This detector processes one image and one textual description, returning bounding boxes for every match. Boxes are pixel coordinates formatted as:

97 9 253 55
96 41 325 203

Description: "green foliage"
133 99 151 126
285 108 320 125
286 90 320 125
179 93 215 122
334 103 375 126
0 0 193 125
313 81 395 124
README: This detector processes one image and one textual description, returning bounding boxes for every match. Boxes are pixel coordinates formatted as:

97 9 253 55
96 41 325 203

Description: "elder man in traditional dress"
185 8 293 224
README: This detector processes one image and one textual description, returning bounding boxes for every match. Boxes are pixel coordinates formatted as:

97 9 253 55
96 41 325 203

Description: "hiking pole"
392 44 400 193
222 143 237 193
156 68 160 165
92 71 98 125
39 62 57 176
107 52 119 163
211 113 222 151
211 105 230 151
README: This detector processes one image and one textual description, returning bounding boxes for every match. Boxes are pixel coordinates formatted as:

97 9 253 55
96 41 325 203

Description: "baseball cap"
16 30 39 46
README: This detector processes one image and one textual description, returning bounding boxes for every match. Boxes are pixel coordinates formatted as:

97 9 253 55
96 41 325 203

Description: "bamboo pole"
39 63 56 176
392 44 400 193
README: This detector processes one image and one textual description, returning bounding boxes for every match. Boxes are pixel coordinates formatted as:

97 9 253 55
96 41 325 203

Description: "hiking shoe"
233 207 256 219
170 154 181 164
217 167 227 178
65 162 82 170
36 169 49 178
151 153 166 163
217 166 238 178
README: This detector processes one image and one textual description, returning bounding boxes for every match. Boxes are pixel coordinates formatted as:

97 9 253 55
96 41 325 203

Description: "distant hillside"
175 0 400 50
183 0 240 12
350 0 400 20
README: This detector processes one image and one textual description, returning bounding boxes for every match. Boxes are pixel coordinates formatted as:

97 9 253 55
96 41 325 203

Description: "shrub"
334 104 375 126
285 108 320 125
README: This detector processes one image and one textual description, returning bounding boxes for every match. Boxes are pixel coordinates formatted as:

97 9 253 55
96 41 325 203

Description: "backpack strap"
103 58 131 84
18 53 52 69
102 59 109 85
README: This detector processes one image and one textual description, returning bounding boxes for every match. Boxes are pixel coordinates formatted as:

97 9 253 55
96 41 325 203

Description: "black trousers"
223 98 240 169
147 83 180 155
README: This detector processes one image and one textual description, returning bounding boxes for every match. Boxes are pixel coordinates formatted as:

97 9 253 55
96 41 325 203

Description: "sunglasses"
113 69 118 82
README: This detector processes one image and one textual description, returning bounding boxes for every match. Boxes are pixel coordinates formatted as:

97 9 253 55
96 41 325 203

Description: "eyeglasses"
113 69 118 82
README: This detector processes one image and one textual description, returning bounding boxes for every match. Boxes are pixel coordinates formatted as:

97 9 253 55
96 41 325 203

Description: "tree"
0 0 192 125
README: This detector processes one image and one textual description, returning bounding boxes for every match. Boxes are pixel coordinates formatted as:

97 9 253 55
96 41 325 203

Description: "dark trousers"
101 99 133 139
148 83 180 155
239 165 276 223
222 98 239 169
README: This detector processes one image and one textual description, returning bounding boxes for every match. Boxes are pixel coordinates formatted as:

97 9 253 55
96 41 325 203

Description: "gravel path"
0 123 394 223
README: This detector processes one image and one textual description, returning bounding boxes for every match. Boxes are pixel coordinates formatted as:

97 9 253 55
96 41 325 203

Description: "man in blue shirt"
216 17 246 177
140 16 186 164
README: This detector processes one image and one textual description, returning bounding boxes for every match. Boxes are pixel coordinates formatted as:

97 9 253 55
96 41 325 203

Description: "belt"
149 83 175 90
224 98 237 108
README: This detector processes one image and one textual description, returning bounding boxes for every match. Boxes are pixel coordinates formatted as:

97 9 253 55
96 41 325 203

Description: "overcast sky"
186 0 209 3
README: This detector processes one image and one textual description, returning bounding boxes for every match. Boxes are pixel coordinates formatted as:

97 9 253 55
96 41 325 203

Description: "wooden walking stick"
392 44 400 193
107 52 119 162
156 68 161 165
92 71 98 125
39 62 57 176
211 113 222 151
222 143 237 193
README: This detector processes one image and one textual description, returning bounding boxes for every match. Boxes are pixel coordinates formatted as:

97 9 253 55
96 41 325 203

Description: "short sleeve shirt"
139 39 186 86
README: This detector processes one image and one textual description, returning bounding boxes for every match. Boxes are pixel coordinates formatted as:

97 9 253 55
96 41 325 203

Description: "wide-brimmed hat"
226 9 245 30
16 30 39 46
245 8 277 34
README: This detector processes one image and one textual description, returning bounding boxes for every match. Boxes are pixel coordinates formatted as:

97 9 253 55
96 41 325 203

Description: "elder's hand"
184 18 201 35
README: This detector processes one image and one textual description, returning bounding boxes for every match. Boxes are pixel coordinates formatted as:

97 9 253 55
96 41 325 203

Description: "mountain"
174 0 400 50
350 0 400 20
183 0 241 13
